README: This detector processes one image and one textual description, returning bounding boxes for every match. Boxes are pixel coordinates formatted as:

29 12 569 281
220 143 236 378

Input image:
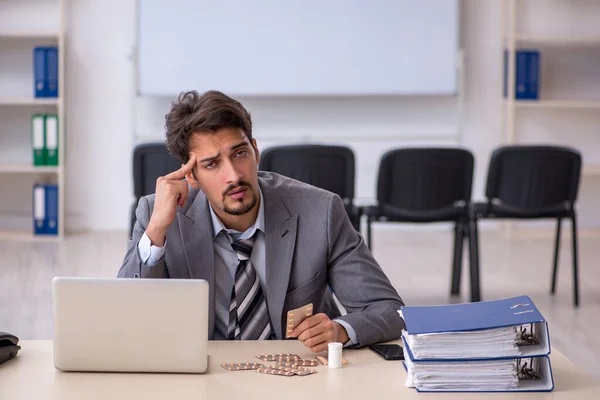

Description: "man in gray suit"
118 90 405 352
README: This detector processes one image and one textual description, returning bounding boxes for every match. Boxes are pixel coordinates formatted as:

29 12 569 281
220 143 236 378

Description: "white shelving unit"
502 0 600 180
0 97 60 106
0 164 62 174
514 36 600 47
0 0 66 240
511 100 600 110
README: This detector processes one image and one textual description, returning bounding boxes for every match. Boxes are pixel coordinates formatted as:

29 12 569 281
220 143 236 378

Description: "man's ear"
252 138 260 165
185 169 201 189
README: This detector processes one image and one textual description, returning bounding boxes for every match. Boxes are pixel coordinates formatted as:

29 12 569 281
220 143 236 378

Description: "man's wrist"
146 221 167 247
333 321 349 345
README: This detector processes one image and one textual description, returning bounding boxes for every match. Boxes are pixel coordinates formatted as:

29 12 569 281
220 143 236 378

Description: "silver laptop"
52 277 209 373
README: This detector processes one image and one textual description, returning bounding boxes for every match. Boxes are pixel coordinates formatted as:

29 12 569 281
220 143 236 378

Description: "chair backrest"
376 148 474 210
133 143 182 198
485 145 582 209
259 144 355 203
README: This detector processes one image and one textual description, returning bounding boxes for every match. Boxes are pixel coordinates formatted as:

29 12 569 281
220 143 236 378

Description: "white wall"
135 95 462 204
460 0 503 204
64 0 134 231
132 0 500 216
61 0 600 232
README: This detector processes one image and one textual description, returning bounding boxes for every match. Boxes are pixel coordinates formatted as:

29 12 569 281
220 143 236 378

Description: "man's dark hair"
165 90 253 162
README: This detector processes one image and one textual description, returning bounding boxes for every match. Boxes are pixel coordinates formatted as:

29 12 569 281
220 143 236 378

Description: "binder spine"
46 46 59 98
32 114 46 166
502 50 534 100
34 47 47 98
45 184 59 235
515 51 528 99
33 184 46 235
526 51 540 100
502 49 530 100
45 115 59 166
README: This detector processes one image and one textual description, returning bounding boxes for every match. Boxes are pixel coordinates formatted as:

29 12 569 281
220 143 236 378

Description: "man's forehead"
190 129 250 153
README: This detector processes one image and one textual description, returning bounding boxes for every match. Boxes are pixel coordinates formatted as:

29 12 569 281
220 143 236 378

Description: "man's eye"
205 162 216 169
236 150 248 157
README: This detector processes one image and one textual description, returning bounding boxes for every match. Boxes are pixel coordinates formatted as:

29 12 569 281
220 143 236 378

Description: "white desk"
1 341 599 399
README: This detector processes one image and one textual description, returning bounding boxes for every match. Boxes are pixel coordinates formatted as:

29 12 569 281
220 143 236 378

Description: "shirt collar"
208 186 265 240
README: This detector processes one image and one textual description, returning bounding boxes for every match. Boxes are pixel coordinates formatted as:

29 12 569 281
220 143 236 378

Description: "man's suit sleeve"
326 194 405 347
117 197 169 279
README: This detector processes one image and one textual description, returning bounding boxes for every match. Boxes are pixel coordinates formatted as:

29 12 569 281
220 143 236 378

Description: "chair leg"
550 218 562 294
130 202 137 239
352 215 359 232
367 217 373 250
347 206 361 232
355 206 363 233
571 213 580 307
451 221 465 296
467 217 481 303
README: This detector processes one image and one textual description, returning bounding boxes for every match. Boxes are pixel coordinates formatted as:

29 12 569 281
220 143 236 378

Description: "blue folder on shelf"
525 50 540 100
33 184 46 234
45 184 59 235
401 295 551 361
33 47 59 98
503 50 540 100
33 47 47 98
32 184 58 235
46 47 59 98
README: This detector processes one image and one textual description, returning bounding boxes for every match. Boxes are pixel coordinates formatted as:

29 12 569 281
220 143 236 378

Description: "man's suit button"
133 272 140 278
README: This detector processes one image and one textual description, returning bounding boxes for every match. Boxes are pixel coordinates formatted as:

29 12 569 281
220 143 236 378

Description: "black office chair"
130 143 182 237
259 144 362 231
472 145 582 307
364 148 480 302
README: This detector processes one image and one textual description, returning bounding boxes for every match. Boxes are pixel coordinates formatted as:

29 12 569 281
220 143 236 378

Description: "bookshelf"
0 97 60 106
0 0 66 240
0 33 59 40
501 0 600 230
511 100 600 110
514 36 600 47
0 164 61 174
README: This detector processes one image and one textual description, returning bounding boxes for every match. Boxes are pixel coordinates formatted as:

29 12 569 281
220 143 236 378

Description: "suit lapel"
178 191 216 338
262 182 298 339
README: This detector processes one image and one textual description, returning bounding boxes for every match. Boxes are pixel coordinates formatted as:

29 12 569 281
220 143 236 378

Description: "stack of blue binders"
401 295 554 392
34 46 59 98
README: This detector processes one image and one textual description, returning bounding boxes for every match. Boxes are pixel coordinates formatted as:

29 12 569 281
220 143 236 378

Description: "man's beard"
222 182 258 216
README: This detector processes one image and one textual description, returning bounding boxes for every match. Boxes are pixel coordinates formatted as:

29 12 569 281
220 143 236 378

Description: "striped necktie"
227 234 274 340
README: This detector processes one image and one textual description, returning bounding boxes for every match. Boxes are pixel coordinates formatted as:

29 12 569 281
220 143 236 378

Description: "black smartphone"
369 344 405 360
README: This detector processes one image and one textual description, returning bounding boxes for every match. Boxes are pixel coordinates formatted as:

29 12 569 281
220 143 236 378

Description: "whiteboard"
137 0 459 97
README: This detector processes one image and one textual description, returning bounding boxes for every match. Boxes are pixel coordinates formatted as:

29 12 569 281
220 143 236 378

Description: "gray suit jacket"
118 171 405 346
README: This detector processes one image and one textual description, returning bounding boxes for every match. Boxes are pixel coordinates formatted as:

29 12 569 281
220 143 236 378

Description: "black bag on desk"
0 332 21 365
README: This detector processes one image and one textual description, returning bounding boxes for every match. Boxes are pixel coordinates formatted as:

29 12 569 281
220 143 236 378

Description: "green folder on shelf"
32 114 46 166
45 114 59 166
